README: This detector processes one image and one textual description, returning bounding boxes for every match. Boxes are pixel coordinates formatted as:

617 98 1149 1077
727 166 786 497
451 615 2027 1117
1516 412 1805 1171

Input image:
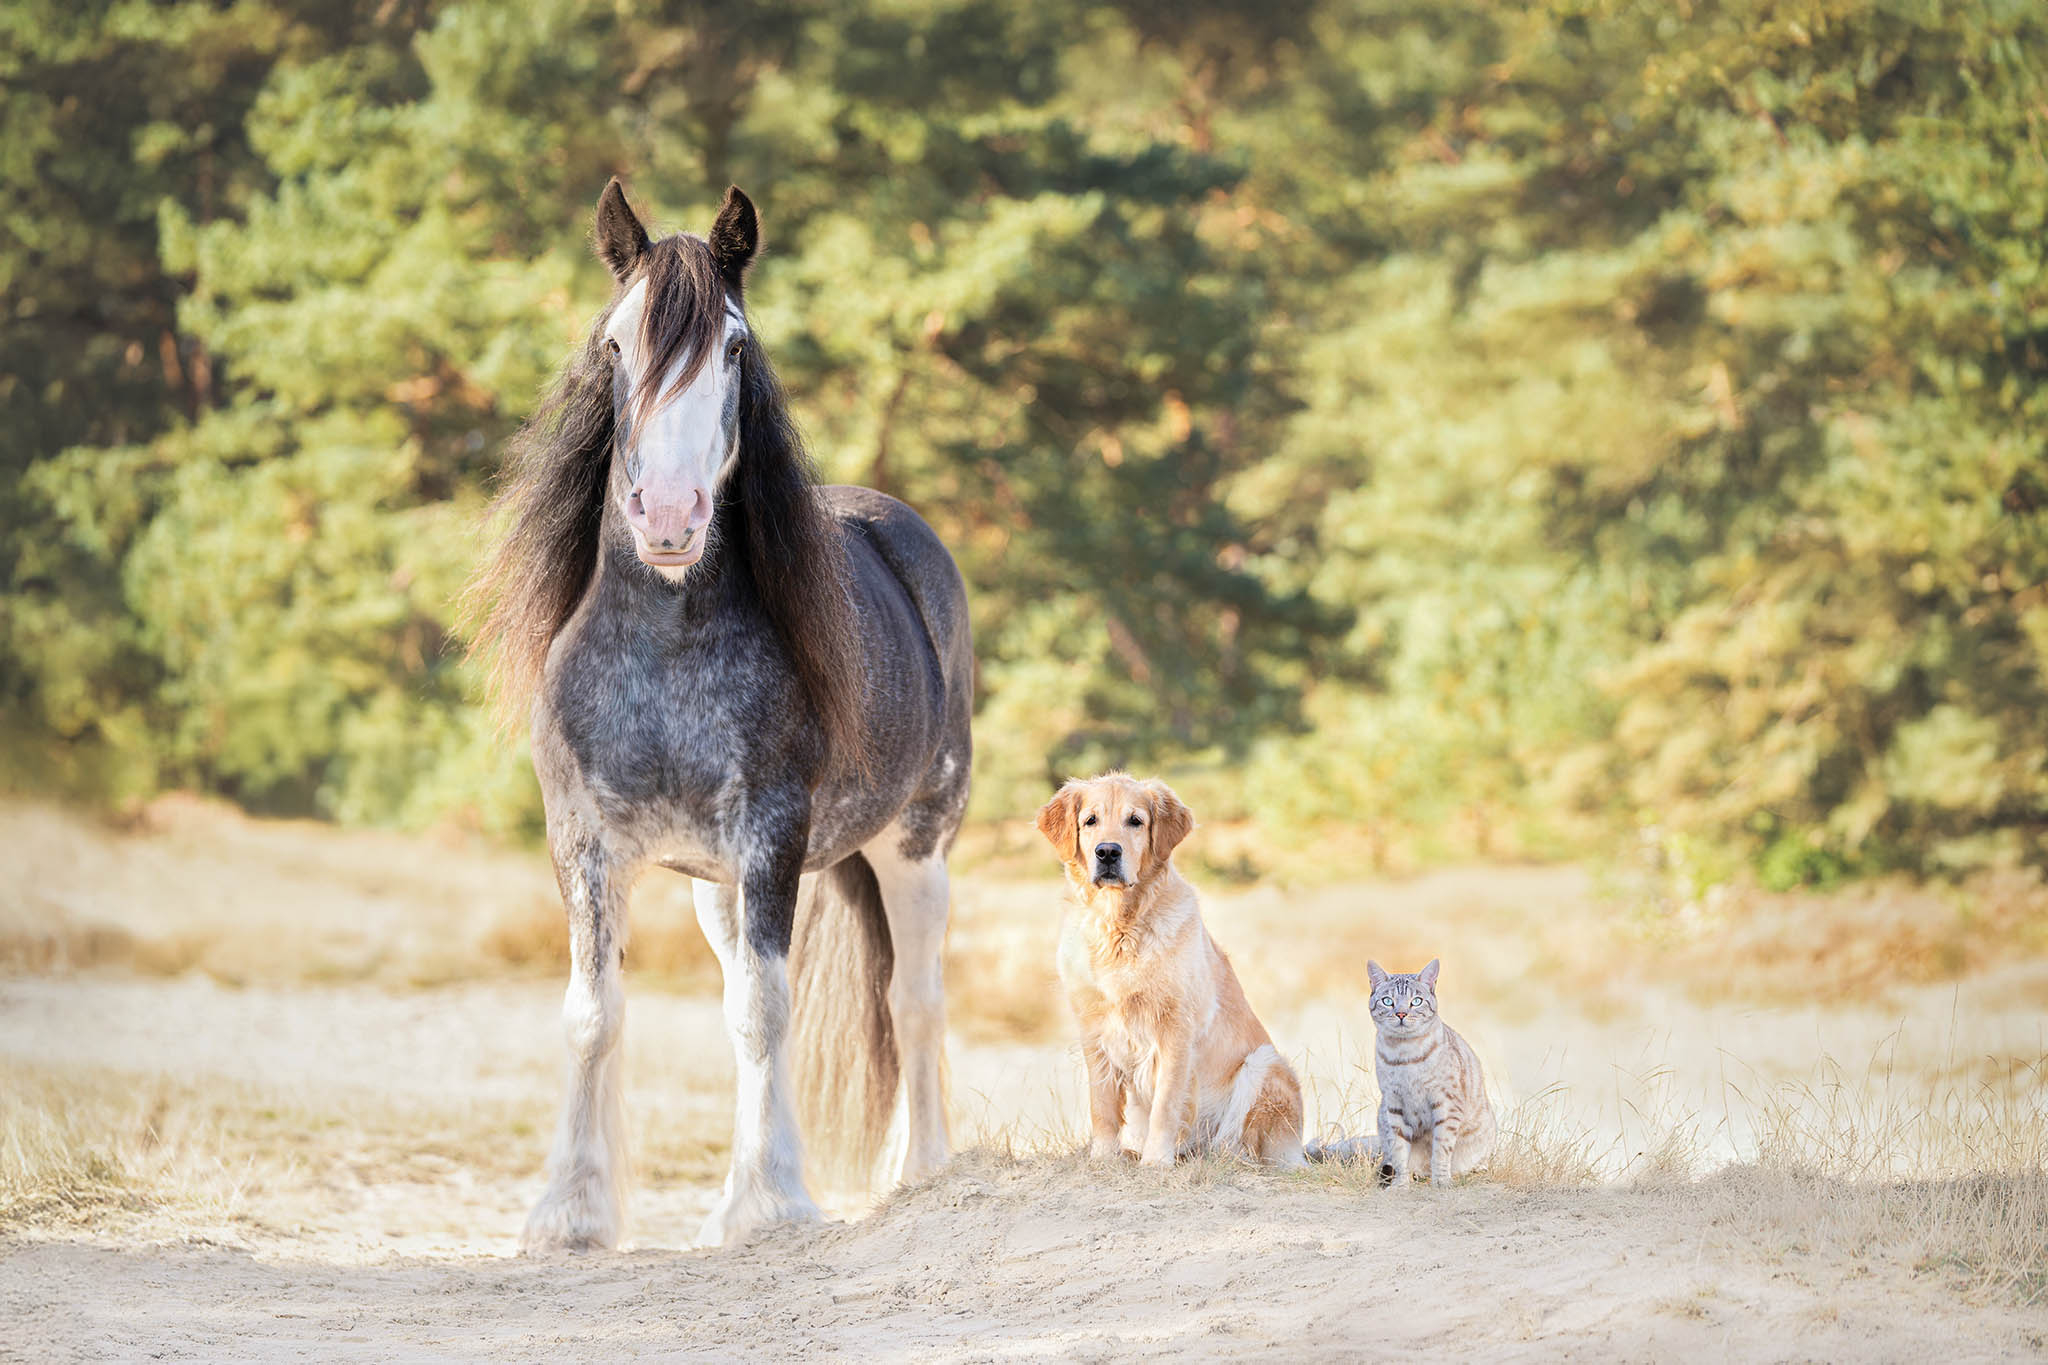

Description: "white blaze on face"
605 278 748 580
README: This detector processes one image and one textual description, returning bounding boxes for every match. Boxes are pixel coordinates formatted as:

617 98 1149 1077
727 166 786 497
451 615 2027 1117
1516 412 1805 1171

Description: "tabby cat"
1368 958 1495 1186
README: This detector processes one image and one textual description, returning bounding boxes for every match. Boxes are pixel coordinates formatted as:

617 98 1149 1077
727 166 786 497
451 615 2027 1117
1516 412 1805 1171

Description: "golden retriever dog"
1035 773 1305 1168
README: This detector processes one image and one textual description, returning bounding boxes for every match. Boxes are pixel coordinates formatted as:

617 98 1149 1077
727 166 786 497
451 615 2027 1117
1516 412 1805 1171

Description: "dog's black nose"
1095 842 1122 864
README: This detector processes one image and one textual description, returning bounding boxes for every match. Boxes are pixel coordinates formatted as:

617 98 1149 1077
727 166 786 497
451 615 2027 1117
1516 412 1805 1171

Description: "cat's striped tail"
1304 1133 1385 1165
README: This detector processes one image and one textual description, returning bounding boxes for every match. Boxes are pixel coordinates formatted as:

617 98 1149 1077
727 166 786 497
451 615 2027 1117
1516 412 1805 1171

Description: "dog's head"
1034 772 1193 891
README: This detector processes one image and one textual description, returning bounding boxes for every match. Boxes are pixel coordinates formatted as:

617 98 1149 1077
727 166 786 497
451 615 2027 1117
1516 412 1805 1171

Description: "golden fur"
1035 773 1305 1168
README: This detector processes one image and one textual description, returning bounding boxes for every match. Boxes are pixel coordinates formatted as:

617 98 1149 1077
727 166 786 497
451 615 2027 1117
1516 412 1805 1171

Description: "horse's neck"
589 499 752 629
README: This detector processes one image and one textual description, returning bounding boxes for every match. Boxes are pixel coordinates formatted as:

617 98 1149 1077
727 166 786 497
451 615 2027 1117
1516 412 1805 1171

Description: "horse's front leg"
694 849 818 1246
523 833 631 1253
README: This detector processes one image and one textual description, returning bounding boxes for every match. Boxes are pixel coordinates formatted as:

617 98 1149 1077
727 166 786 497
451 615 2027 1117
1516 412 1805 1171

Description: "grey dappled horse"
468 180 972 1250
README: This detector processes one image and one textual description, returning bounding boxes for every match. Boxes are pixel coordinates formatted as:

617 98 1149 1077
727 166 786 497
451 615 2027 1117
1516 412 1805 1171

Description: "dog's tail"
788 853 900 1190
1304 1133 1385 1166
1214 1044 1283 1157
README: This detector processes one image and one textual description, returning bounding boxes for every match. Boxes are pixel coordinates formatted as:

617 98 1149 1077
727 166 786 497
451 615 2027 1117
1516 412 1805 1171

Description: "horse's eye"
1081 813 1097 827
606 338 621 357
727 337 745 361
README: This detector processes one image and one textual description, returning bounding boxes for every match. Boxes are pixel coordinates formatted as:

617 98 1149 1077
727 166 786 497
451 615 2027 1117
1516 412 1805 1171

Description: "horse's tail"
787 852 899 1190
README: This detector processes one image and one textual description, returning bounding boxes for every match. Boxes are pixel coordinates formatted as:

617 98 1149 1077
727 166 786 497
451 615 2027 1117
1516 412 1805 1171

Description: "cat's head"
1365 959 1441 1036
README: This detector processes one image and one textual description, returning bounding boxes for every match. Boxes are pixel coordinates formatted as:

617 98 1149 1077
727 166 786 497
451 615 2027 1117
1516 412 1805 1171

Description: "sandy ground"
3 973 2044 1361
8 1154 2048 1363
3 800 2045 1359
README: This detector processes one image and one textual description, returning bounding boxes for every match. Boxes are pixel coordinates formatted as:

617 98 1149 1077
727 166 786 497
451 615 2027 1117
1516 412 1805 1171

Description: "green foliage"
4 0 2045 881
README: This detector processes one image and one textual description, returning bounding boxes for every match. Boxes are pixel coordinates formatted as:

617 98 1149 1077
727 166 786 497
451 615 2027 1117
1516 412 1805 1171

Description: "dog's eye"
1081 814 1097 827
1125 814 1143 828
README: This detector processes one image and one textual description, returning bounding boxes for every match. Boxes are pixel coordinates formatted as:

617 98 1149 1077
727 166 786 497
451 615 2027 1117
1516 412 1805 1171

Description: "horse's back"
822 485 971 680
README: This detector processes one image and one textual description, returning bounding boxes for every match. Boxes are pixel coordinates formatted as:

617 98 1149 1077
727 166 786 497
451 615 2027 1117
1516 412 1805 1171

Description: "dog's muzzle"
1091 842 1127 886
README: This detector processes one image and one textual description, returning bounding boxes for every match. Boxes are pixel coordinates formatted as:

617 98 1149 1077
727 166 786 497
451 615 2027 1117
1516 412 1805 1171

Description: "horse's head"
592 178 758 579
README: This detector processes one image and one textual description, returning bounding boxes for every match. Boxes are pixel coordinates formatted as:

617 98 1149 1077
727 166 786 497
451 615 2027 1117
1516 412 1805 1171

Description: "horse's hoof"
695 1187 820 1248
1376 1163 1397 1188
521 1182 622 1254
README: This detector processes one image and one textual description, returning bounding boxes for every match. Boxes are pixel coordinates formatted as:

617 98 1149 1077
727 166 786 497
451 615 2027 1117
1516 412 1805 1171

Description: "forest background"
6 0 2046 894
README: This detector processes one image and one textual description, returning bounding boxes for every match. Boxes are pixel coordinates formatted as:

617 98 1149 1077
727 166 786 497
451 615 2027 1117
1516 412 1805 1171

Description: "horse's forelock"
630 234 730 435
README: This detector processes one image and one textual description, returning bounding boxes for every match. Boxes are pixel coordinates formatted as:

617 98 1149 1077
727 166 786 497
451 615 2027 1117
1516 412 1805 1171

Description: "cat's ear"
1035 782 1083 865
1420 958 1441 989
1367 960 1387 988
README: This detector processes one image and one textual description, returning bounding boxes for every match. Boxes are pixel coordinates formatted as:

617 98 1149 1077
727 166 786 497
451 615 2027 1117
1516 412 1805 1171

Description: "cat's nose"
1394 1010 1408 1020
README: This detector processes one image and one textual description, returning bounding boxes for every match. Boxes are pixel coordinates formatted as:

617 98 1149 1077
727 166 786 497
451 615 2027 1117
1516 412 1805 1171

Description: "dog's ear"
1419 958 1440 990
1367 960 1387 989
1035 783 1082 863
1144 780 1193 863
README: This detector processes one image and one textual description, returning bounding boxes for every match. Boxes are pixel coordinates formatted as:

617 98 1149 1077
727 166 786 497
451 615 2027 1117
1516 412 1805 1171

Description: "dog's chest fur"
1058 885 1214 1085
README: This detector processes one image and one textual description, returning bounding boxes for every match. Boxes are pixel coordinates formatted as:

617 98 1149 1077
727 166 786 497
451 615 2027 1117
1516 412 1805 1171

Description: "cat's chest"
1377 1041 1451 1125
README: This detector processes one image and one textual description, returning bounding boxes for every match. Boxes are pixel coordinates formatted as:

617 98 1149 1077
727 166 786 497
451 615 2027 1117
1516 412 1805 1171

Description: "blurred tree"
6 0 2045 882
735 0 1334 816
12 0 1327 831
1592 0 2048 877
1230 0 2048 875
1 0 314 796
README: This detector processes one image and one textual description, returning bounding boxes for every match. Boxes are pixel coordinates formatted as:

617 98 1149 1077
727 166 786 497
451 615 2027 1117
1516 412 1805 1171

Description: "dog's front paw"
1089 1135 1123 1161
1138 1147 1177 1170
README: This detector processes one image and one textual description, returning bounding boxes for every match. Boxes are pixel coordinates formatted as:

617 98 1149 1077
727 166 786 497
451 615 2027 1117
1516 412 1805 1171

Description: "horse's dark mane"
464 233 866 776
461 311 614 727
718 268 869 777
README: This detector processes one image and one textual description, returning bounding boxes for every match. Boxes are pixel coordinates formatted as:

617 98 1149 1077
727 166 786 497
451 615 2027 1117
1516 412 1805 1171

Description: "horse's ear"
595 177 649 281
1035 783 1082 865
1144 780 1193 864
709 185 759 292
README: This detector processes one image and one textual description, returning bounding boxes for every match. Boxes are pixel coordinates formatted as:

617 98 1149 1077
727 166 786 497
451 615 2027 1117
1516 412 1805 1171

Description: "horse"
466 179 972 1250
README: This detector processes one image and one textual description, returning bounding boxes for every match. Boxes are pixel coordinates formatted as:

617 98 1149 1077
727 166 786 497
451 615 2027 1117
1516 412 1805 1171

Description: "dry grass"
0 1058 555 1239
3 796 2045 1309
0 794 722 991
11 797 2046 1032
1 994 2043 1303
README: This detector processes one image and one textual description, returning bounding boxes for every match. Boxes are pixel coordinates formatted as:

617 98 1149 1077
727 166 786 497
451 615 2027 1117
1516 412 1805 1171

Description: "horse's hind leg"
863 825 952 1184
523 836 630 1253
693 876 819 1246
